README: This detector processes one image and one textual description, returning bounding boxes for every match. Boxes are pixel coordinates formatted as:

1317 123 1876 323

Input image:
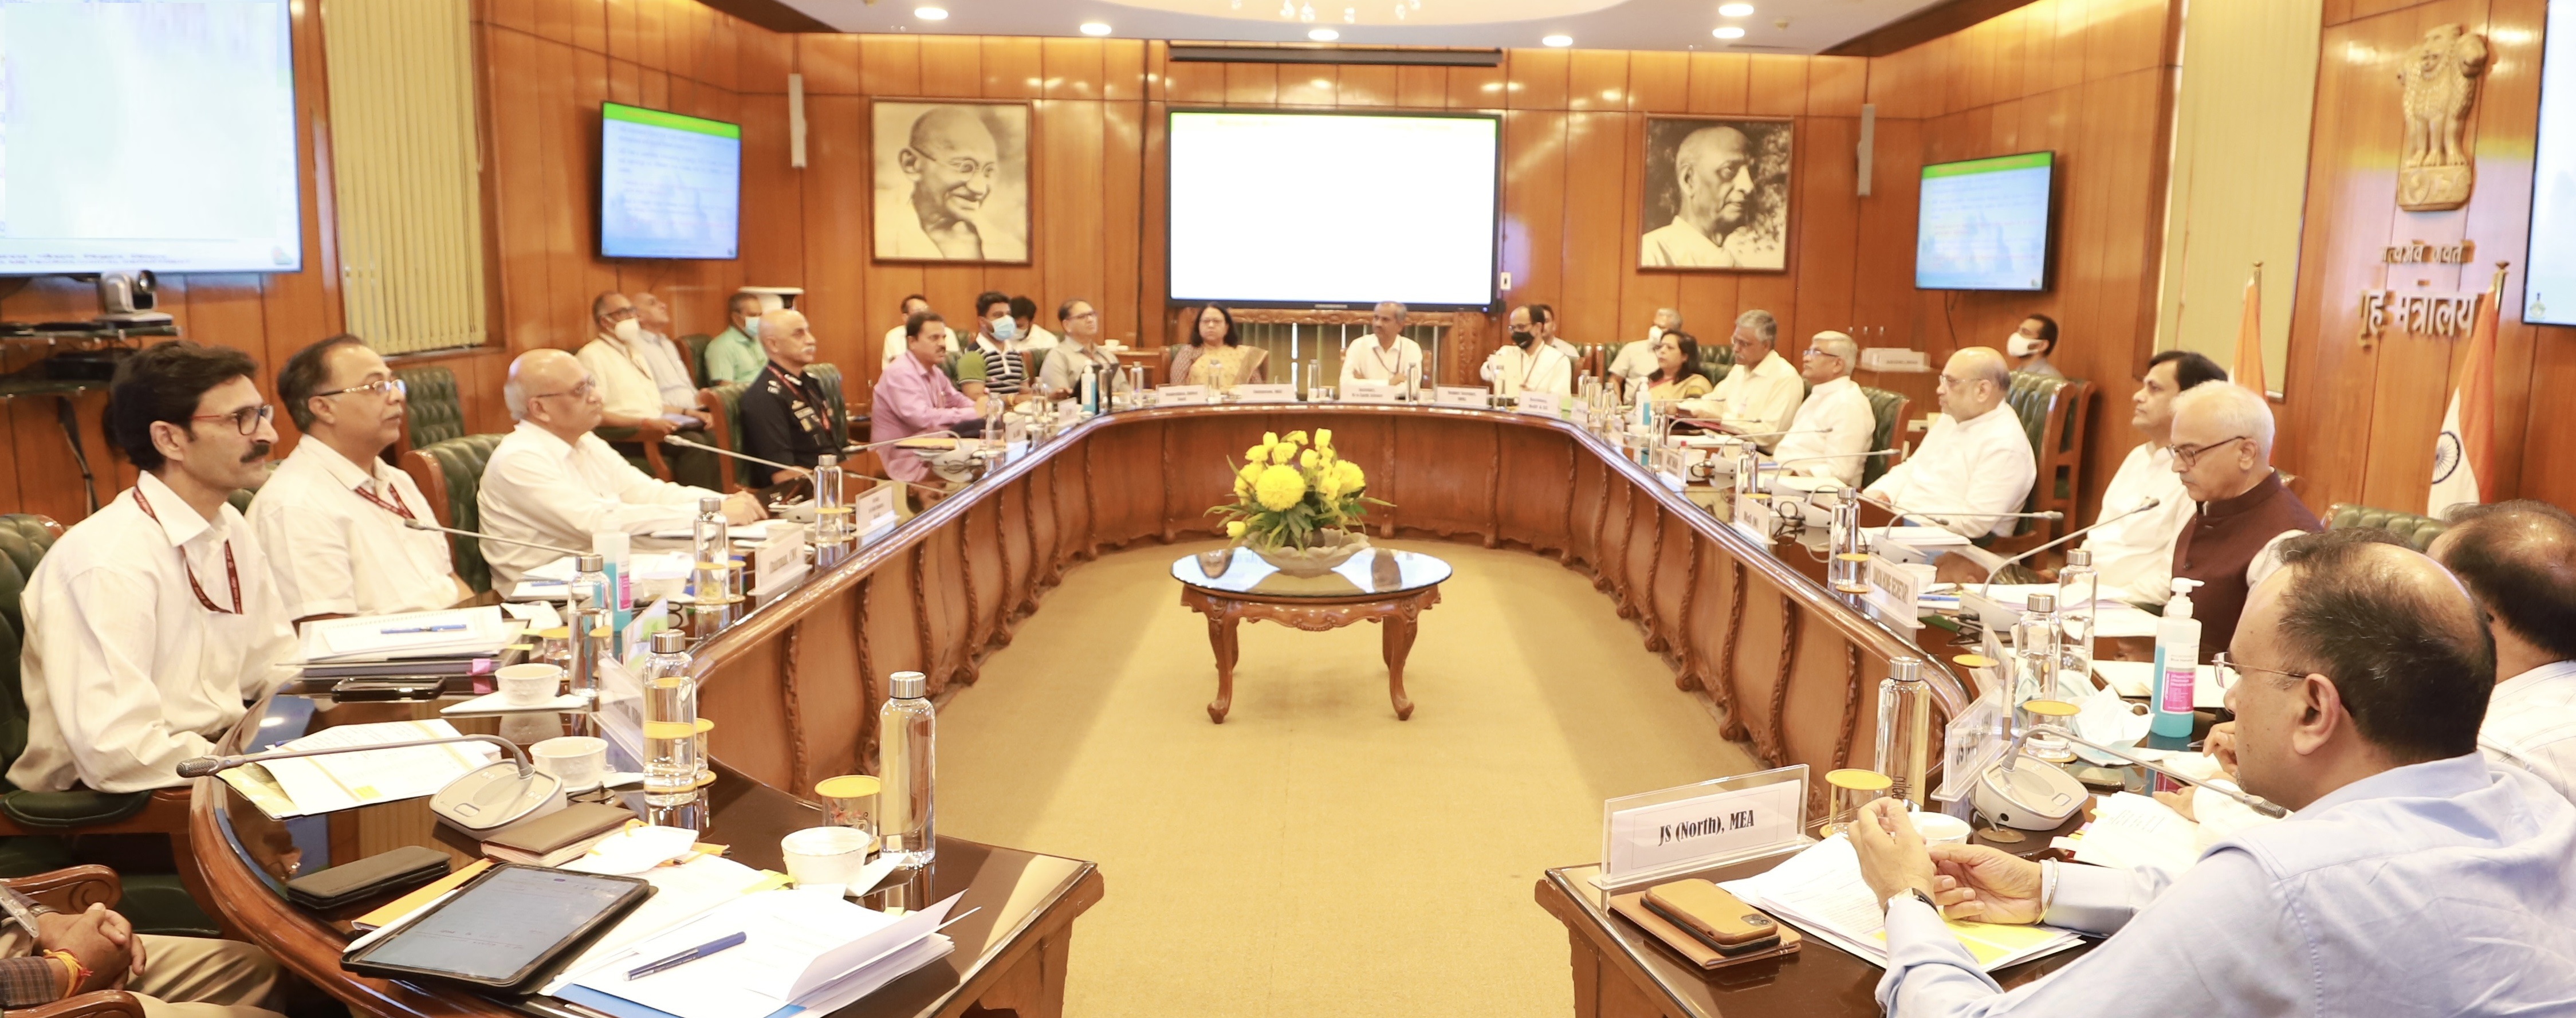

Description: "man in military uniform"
739 308 840 488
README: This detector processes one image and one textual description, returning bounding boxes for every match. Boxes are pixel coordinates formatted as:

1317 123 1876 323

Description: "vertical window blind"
321 0 487 355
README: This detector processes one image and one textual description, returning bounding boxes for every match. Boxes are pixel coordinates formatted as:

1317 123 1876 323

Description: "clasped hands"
34 903 146 995
1850 798 2048 925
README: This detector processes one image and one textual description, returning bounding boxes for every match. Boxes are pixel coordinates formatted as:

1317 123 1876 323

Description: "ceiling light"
915 6 947 19
1713 25 1745 39
1080 21 1112 35
1542 34 1573 47
1309 27 1339 40
1719 3 1755 15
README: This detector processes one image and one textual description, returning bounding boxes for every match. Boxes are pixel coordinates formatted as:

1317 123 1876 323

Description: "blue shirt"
1879 754 2576 1016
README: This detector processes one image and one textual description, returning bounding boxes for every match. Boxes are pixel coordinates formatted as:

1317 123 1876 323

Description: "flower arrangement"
1210 428 1389 552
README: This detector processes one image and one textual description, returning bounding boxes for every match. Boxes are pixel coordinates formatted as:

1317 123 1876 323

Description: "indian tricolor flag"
2428 265 2506 517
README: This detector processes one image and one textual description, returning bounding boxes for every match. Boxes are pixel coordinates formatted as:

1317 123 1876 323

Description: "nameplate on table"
1157 384 1212 406
1516 391 1563 418
1054 399 1082 427
1341 380 1397 404
1865 553 1926 630
855 486 899 545
752 531 808 599
1433 386 1488 408
1598 764 1811 889
1233 383 1296 403
1732 492 1774 544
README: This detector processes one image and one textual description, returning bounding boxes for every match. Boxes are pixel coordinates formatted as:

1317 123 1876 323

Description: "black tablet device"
343 863 652 992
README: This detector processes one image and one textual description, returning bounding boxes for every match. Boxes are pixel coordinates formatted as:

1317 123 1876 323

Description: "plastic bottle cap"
2025 591 2056 614
576 553 604 572
890 671 927 699
651 629 687 653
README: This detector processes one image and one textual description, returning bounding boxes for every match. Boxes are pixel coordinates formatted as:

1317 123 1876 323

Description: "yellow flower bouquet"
1209 428 1391 576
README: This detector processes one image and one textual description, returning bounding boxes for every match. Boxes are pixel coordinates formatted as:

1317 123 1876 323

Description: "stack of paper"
1867 525 1975 549
299 607 515 662
513 553 697 601
1718 835 2082 971
221 719 504 818
553 889 961 1018
2062 793 2200 875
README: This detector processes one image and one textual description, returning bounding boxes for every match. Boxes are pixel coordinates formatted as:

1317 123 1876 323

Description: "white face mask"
1647 325 1665 344
2007 333 2044 358
614 318 642 343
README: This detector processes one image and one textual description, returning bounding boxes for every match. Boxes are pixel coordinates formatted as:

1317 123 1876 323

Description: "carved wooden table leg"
1206 609 1239 724
1381 614 1418 721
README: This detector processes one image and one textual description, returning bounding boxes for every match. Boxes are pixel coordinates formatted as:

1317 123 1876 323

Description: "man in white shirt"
630 292 701 407
1479 303 1573 398
1863 347 2036 540
2426 500 2576 802
1608 308 1678 399
478 349 764 591
249 336 469 623
1339 301 1425 396
1006 295 1058 353
1772 331 1878 486
1709 309 1803 451
11 341 298 793
880 294 943 368
579 292 717 488
2077 349 2225 600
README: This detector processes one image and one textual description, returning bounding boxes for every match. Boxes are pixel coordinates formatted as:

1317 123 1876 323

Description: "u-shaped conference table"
190 402 1973 1018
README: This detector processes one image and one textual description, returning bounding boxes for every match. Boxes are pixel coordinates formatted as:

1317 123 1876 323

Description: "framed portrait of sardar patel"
1638 116 1792 272
871 100 1032 264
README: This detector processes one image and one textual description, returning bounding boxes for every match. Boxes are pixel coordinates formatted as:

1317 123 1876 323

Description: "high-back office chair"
2325 502 2450 551
1997 371 2094 552
1692 344 1735 387
697 382 755 493
807 363 854 442
397 433 509 593
0 515 220 938
1859 387 1910 488
684 334 715 387
393 364 466 461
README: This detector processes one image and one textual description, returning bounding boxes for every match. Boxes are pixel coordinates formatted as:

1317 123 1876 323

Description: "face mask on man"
741 317 760 340
1511 328 1534 348
991 316 1020 343
2007 333 2044 357
614 318 642 343
1647 325 1666 344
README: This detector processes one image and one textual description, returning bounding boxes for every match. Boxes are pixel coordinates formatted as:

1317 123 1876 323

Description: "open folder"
552 890 961 1018
1718 834 2082 972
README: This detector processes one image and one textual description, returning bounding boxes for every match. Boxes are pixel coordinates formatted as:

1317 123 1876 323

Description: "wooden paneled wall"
0 0 2185 526
2277 0 2565 513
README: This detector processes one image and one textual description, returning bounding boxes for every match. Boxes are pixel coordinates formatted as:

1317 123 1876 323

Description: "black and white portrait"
1638 116 1791 271
872 100 1030 264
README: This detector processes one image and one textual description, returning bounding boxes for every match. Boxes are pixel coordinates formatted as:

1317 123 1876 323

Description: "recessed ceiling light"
1308 27 1339 41
1079 21 1112 36
1542 34 1573 47
915 6 947 19
1713 26 1746 39
1719 3 1755 16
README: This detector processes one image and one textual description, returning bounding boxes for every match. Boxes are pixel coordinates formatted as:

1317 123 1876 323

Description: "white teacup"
1913 812 1973 846
780 826 876 888
532 735 607 791
496 663 563 706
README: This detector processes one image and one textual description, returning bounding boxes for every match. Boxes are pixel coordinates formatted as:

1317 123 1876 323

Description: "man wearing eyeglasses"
880 106 1024 261
1035 298 1130 403
480 349 765 591
2166 382 2321 658
1849 533 2576 1017
1773 330 1877 487
10 341 298 794
249 335 469 623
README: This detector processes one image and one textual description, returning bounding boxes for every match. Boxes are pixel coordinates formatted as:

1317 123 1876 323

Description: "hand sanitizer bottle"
878 671 938 867
2151 578 2205 738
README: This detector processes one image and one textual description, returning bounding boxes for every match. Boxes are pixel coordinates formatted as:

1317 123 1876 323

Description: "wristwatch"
1887 887 1937 911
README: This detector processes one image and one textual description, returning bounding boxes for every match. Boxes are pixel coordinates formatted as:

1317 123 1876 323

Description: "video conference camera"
93 269 173 325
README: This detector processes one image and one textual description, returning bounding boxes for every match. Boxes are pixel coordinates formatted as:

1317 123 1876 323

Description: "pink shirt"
872 353 982 482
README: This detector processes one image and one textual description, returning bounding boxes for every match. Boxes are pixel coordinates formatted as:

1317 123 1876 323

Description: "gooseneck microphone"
1980 497 2163 590
179 734 532 779
2002 724 2287 818
662 434 799 474
401 517 585 556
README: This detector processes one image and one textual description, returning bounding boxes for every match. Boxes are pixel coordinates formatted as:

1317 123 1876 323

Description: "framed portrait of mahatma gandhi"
1638 116 1792 272
871 99 1031 264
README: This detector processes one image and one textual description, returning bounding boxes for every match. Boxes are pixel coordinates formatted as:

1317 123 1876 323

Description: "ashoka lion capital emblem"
2399 23 2490 211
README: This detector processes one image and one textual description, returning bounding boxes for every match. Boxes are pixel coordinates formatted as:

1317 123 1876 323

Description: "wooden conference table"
187 400 1973 1018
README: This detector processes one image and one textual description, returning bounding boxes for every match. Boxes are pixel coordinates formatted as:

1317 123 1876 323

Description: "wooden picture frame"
871 99 1033 265
1638 116 1794 272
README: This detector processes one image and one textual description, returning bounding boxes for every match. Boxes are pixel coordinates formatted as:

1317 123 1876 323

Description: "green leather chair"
395 364 466 458
397 433 509 593
808 363 851 442
0 515 218 936
679 333 713 388
1859 386 1909 489
1692 343 1736 387
697 382 754 492
1999 371 2095 547
2326 503 2450 551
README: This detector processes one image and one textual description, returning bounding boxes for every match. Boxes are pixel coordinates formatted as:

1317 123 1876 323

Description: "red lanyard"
352 480 417 521
131 486 242 615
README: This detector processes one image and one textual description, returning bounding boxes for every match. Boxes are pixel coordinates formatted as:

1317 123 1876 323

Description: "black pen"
626 931 748 980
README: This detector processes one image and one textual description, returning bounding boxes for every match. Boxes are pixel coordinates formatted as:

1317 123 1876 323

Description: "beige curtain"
321 0 487 355
2154 0 2323 395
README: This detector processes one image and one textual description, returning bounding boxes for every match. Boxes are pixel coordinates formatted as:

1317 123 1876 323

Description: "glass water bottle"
1874 656 1933 807
814 453 851 545
566 562 607 703
2012 592 2066 752
2057 548 2099 689
878 671 938 867
638 629 699 807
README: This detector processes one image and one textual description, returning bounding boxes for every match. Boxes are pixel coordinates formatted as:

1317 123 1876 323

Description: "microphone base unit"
430 760 569 834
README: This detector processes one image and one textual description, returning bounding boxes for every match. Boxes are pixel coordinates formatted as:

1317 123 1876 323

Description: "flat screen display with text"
1914 151 2055 292
1167 111 1499 308
0 1 301 274
2525 0 2576 324
599 103 741 260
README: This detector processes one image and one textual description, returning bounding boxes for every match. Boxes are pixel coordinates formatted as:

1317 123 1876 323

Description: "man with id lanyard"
1339 301 1424 397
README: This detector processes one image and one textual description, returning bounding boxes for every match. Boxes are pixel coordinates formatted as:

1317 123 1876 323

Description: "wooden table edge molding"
1535 869 1702 1018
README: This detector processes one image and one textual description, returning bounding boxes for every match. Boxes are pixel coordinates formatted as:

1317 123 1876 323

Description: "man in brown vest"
2168 382 2322 657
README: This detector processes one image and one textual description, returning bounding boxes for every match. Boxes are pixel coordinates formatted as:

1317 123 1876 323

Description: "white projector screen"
2527 0 2576 324
1 1 302 274
1167 110 1499 308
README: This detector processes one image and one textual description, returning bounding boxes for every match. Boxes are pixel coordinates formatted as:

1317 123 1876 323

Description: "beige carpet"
935 539 1760 1017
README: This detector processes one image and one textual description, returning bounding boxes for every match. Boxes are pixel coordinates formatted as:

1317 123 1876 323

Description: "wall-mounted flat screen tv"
599 103 741 260
1915 151 2055 292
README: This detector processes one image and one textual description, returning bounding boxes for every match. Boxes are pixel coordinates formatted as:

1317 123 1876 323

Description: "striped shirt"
962 337 1027 396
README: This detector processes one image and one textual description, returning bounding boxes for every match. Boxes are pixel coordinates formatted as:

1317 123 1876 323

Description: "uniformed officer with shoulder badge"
740 308 841 488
